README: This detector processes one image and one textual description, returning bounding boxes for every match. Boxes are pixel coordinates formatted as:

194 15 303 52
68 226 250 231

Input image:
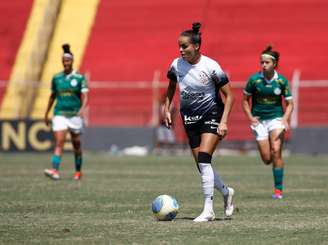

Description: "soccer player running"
44 44 88 181
242 46 294 199
164 23 235 222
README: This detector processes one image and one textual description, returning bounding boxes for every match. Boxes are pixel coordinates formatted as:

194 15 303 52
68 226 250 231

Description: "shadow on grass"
176 217 233 221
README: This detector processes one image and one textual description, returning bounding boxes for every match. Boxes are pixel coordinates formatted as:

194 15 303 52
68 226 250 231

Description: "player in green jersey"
242 46 294 199
44 44 88 180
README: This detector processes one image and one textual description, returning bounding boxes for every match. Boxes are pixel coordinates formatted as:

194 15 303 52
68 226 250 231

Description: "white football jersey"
167 55 229 123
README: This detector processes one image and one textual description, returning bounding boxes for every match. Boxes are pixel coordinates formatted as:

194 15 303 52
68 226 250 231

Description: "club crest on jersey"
274 88 281 95
199 71 210 85
70 79 78 87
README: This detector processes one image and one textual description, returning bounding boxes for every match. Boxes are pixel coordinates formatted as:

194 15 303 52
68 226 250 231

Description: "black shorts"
182 107 223 149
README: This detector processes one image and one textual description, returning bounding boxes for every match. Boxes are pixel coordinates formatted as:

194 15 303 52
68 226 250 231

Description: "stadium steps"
81 0 328 82
31 0 100 119
0 0 34 117
0 0 60 119
80 0 328 133
298 87 328 126
88 88 153 125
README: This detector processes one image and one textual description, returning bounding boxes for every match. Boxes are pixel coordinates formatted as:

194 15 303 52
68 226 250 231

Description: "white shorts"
250 118 285 141
52 115 84 134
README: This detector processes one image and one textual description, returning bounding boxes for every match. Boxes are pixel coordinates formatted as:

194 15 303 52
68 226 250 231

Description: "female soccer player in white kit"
164 23 235 222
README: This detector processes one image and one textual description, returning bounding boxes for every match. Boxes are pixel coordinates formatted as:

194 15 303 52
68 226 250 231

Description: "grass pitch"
0 152 327 244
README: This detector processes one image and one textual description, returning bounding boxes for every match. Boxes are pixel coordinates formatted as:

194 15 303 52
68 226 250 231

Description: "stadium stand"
0 0 326 141
82 0 328 81
31 0 99 119
298 87 328 126
0 0 58 118
80 0 328 140
0 0 33 111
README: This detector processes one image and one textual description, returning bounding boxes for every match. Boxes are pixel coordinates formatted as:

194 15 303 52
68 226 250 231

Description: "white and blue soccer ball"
151 194 179 221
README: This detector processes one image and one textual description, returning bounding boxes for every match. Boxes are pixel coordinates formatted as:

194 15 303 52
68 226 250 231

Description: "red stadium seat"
0 1 34 104
80 0 328 140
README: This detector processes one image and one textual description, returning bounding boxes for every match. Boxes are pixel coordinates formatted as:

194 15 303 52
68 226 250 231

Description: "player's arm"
281 79 294 129
78 77 89 117
242 80 259 126
44 92 56 126
164 66 178 128
164 79 177 128
218 83 234 138
78 92 88 117
242 94 252 120
282 99 293 129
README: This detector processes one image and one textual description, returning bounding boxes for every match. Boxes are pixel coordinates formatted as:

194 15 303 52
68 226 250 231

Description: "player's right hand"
164 111 172 129
44 115 50 127
250 116 260 127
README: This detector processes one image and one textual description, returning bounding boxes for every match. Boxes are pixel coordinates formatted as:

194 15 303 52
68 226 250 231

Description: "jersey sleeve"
243 78 254 96
282 78 292 100
167 60 178 81
80 75 89 93
210 61 229 87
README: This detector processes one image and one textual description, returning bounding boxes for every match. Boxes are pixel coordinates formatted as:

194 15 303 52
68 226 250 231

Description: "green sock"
51 155 61 170
75 154 82 172
272 168 284 191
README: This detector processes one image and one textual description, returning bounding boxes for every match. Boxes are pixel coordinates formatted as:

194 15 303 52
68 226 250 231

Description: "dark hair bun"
62 44 71 54
264 45 273 52
192 22 201 34
262 45 280 63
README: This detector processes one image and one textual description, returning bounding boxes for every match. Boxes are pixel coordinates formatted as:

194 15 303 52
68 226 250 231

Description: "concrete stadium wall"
290 128 328 154
1 120 327 154
0 120 155 152
82 127 155 151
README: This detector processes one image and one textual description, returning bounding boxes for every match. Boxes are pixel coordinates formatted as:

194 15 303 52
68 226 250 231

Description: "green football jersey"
244 71 292 120
51 70 88 117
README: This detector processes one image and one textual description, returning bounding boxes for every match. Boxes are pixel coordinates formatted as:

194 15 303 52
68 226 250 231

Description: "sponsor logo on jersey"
71 79 78 87
181 90 205 100
184 115 202 124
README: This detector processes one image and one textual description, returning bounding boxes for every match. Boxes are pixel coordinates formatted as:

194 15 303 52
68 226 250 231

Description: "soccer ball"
151 194 179 221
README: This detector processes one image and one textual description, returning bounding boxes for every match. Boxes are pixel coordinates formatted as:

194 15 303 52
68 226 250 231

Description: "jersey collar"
64 70 76 78
260 70 278 83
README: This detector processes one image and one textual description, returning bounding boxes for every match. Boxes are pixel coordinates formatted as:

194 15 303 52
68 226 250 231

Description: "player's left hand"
78 109 85 118
281 119 289 131
217 122 228 139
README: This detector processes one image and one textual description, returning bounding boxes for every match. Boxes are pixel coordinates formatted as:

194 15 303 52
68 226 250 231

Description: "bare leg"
269 129 285 168
70 132 83 172
256 139 272 165
54 130 67 156
44 130 67 179
269 129 285 196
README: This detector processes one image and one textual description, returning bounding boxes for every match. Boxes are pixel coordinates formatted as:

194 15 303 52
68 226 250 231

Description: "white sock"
213 170 229 196
199 163 214 213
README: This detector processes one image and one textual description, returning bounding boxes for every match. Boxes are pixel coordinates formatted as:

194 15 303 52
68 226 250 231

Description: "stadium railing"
1 71 327 131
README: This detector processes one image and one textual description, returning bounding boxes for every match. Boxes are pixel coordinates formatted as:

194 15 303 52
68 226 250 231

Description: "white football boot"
44 169 60 180
193 210 216 222
224 187 234 217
